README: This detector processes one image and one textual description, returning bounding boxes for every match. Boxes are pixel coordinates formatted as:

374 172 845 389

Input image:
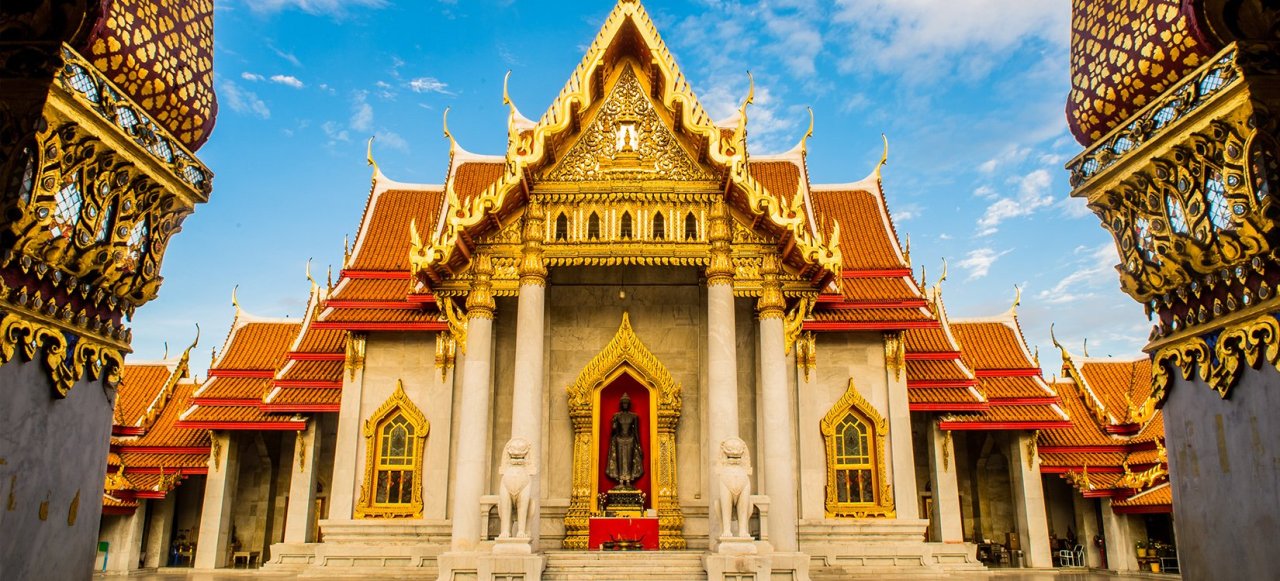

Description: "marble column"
884 331 920 519
328 332 367 520
450 253 497 552
1071 493 1101 568
283 419 322 542
705 201 739 545
926 421 963 543
1100 499 1146 572
756 253 798 551
143 493 176 568
1007 432 1051 568
104 500 148 572
195 431 239 569
509 204 547 546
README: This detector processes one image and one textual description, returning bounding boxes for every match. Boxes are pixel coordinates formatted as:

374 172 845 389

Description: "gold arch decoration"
355 380 429 519
820 378 895 518
564 312 684 549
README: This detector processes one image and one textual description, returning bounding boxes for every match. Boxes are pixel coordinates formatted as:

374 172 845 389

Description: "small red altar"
588 517 659 550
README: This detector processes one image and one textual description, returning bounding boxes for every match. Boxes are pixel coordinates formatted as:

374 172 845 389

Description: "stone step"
543 550 707 581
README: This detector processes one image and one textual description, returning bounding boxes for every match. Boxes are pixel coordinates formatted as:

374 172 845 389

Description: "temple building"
85 2 1182 579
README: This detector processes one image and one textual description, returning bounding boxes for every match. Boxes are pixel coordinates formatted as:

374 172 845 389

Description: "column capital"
757 252 785 319
466 253 496 319
707 199 734 286
519 202 548 286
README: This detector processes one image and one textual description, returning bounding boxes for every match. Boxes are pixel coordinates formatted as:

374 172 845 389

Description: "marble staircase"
542 550 707 581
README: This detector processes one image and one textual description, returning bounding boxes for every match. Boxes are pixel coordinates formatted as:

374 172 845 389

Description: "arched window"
652 212 665 240
555 213 568 241
684 212 697 240
619 212 633 239
588 212 601 240
357 380 428 518
821 378 894 518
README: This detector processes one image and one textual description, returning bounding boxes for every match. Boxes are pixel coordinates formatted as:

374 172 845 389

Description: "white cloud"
977 145 1030 174
407 77 453 95
268 45 303 67
322 121 349 143
248 0 385 16
975 169 1056 236
270 74 305 88
350 91 373 132
958 247 1010 280
1035 243 1119 305
376 130 409 152
1060 196 1094 219
241 72 265 82
218 81 270 119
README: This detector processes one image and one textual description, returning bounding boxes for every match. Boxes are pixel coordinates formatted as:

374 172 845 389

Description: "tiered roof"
903 287 985 412
1039 351 1170 513
263 282 346 413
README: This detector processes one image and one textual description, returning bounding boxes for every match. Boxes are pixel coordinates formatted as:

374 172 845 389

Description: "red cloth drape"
597 374 652 508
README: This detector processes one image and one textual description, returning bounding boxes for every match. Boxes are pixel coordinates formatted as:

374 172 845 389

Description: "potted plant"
1135 540 1148 558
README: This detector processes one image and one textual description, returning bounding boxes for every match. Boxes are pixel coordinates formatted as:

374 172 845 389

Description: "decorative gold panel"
820 378 895 519
355 380 429 519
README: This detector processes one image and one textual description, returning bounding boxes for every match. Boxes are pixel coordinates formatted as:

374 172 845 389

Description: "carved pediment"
541 65 715 183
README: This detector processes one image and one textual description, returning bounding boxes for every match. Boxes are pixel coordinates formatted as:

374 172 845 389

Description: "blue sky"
133 0 1149 374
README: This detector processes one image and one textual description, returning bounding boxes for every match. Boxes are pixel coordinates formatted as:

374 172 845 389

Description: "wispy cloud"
241 72 265 82
268 45 303 67
350 91 373 132
219 80 271 119
248 0 386 16
975 169 1056 236
958 247 1011 280
270 74 305 88
1035 243 1118 305
407 77 453 95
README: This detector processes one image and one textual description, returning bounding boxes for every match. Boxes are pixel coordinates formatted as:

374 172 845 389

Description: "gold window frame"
821 378 895 518
356 380 428 519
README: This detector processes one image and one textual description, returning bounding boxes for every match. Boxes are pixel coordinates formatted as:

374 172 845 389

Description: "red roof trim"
406 294 436 305
113 426 144 437
1040 465 1126 474
323 300 422 310
273 379 343 389
174 420 306 431
938 420 1074 431
804 321 941 331
907 379 979 389
189 398 262 407
260 403 342 413
905 351 963 361
1105 424 1142 436
340 270 411 280
116 446 209 455
124 466 209 475
1113 504 1173 514
842 268 913 279
135 490 171 500
910 403 990 412
208 369 275 379
975 368 1043 378
288 352 345 362
310 321 447 331
820 299 929 310
988 397 1061 406
1038 445 1130 454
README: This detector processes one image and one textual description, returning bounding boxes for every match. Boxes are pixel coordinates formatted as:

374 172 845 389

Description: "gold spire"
874 133 889 180
365 136 378 178
231 285 242 317
305 258 317 293
1011 284 1022 316
442 106 457 155
797 106 815 156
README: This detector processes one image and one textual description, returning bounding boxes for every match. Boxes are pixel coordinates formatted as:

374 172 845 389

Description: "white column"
143 493 176 568
450 254 497 552
329 333 367 519
1072 493 1101 568
509 204 547 546
926 422 963 543
705 201 739 545
1101 500 1141 572
283 420 322 542
104 500 148 572
1008 432 1051 568
195 431 239 569
884 332 919 519
757 253 797 551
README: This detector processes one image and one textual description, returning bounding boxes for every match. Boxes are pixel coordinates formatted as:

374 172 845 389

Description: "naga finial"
181 324 200 364
797 106 815 156
1011 284 1022 315
305 258 317 292
442 106 457 154
938 258 949 286
365 136 378 176
162 342 168 360
874 133 889 179
231 285 242 316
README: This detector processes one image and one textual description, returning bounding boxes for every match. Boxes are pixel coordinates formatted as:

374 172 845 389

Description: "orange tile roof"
103 495 138 510
452 161 505 204
909 388 983 405
808 187 907 271
124 383 208 448
749 160 803 215
810 306 933 323
953 320 1036 370
278 360 343 383
907 359 974 383
1112 484 1173 508
837 277 922 303
1039 451 1128 468
319 306 442 324
117 363 175 426
978 376 1054 399
195 377 271 400
118 453 209 470
214 321 300 370
330 278 413 302
944 405 1069 425
905 325 955 353
1039 381 1119 448
1077 358 1152 419
294 324 346 353
349 187 446 272
266 388 342 408
180 405 303 425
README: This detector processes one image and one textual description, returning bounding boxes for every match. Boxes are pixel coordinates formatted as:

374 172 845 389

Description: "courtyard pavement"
93 568 1179 580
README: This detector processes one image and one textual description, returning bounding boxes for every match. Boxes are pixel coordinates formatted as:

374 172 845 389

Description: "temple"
86 2 1182 579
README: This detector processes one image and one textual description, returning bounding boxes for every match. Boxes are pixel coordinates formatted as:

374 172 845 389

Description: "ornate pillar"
705 200 740 544
328 332 366 520
926 421 963 543
756 253 798 551
282 419 322 542
1008 431 1051 568
509 203 547 545
450 253 497 551
195 431 239 569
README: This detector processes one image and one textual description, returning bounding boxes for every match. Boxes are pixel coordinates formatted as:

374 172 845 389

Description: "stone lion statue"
498 438 536 539
716 437 753 539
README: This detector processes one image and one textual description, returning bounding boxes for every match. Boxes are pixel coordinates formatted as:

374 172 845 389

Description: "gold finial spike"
903 234 911 267
1011 284 1022 315
938 258 949 286
305 258 317 292
326 265 334 290
1034 346 1041 368
920 265 927 289
1083 338 1090 358
742 70 756 109
365 136 378 175
874 133 889 179
343 235 352 268
231 285 242 316
797 106 815 156
503 70 513 106
182 324 200 362
163 342 169 360
829 218 841 249
442 106 457 153
410 218 422 249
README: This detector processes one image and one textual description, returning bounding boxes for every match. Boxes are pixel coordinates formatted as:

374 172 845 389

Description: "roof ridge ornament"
794 106 815 157
231 285 242 318
729 71 754 158
305 258 317 293
366 136 378 178
875 133 889 180
442 106 458 155
1011 284 1022 316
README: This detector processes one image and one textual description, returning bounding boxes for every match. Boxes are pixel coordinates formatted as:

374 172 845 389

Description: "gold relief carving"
0 312 123 397
439 297 469 355
519 203 548 286
208 431 221 467
67 489 79 526
434 333 457 380
542 66 714 183
756 252 785 319
942 428 953 472
1147 313 1280 405
883 331 905 382
466 253 496 319
783 297 814 355
344 332 366 380
1064 465 1094 491
563 313 684 550
706 200 734 286
795 331 817 382
356 380 428 519
1026 431 1039 471
296 429 307 473
821 378 895 518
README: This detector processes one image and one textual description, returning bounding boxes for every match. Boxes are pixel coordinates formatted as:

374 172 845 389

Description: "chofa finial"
442 106 457 154
874 133 889 178
797 106 815 156
231 285 242 316
365 136 378 175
